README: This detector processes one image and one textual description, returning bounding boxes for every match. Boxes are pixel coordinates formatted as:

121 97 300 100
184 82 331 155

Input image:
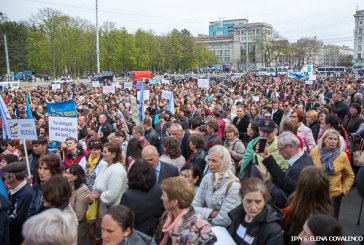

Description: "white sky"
1 0 362 48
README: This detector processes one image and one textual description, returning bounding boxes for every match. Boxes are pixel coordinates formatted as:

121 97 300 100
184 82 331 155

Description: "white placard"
22 83 33 92
308 74 316 81
52 84 61 90
49 116 78 142
211 226 236 245
137 90 150 101
5 119 37 140
161 90 172 100
252 96 260 102
162 79 170 84
112 82 119 86
305 81 314 85
103 86 116 94
92 81 100 87
198 79 209 89
124 82 133 90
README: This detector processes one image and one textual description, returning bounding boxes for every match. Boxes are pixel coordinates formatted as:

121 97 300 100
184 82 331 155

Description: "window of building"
359 28 363 34
358 54 362 59
256 29 260 34
359 37 363 43
224 50 230 55
225 57 230 62
359 45 362 51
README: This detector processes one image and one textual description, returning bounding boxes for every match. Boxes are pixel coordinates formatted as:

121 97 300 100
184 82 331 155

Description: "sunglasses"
283 104 289 107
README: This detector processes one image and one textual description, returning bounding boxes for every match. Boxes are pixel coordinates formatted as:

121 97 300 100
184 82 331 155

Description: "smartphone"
258 138 267 153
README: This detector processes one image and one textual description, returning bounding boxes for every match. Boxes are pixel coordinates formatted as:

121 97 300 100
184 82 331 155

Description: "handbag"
353 139 364 167
86 198 101 221
87 196 102 244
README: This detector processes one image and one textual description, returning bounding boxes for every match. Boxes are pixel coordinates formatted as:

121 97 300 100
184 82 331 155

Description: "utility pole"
4 34 10 81
96 0 100 73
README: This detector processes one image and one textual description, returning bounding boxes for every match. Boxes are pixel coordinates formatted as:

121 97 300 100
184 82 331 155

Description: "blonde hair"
306 110 318 122
318 129 341 149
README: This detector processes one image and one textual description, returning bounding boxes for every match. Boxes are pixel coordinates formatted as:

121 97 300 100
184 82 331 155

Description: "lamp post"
96 0 100 73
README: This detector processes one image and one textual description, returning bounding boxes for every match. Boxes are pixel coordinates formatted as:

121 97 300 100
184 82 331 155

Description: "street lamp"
96 0 100 74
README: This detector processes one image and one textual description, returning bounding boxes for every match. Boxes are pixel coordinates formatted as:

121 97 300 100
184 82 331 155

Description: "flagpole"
24 142 31 177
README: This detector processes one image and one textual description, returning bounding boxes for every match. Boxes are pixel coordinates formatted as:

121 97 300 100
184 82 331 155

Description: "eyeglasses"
283 104 289 107
278 144 289 151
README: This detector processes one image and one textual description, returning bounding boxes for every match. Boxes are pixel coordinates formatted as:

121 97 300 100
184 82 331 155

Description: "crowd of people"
0 73 364 244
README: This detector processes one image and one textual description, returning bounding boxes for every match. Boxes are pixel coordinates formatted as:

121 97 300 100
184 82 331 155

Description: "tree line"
0 8 218 78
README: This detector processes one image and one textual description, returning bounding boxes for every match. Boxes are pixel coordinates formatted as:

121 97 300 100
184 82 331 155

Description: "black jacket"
232 114 251 142
180 130 192 160
155 123 167 138
78 125 88 140
144 127 161 153
342 114 364 134
331 101 349 122
272 109 284 127
120 184 164 237
158 161 179 183
263 152 313 208
9 183 34 245
227 204 284 245
189 149 206 172
307 121 320 142
0 194 10 245
95 123 113 143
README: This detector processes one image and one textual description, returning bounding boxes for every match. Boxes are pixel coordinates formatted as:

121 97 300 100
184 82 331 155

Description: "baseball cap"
259 118 276 133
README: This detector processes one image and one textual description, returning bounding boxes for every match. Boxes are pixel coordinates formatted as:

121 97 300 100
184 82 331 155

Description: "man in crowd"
78 115 88 140
143 117 160 153
330 92 349 122
96 114 112 143
279 99 293 132
132 125 150 148
169 123 192 160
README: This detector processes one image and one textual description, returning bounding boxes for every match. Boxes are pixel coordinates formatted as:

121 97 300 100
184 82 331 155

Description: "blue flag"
139 83 145 122
46 99 77 118
26 92 33 119
168 92 175 115
0 95 12 139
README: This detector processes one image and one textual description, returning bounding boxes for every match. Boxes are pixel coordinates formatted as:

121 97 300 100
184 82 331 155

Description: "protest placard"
308 74 316 81
198 79 209 89
137 90 150 101
5 119 37 140
22 83 33 92
161 90 172 100
162 79 170 84
49 116 78 142
129 96 140 124
92 81 100 87
52 84 61 90
124 82 133 90
47 99 77 118
103 86 116 94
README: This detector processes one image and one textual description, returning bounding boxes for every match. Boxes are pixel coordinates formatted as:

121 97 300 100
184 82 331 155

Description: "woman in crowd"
27 154 63 218
120 159 164 237
115 130 129 155
283 166 333 244
65 164 91 245
180 163 202 194
41 175 78 245
102 205 156 245
63 137 89 166
39 125 48 138
290 109 316 152
160 136 186 172
239 120 260 181
310 129 354 218
6 140 21 159
192 145 241 227
155 177 217 244
306 110 320 142
250 104 262 121
272 99 284 126
125 138 143 171
223 124 245 173
282 119 304 149
187 134 206 172
89 142 128 215
317 110 328 139
299 214 343 245
232 105 251 143
228 178 284 244
320 115 346 151
342 103 364 134
79 140 107 191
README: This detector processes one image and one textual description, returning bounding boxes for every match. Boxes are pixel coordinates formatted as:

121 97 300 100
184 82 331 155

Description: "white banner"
22 83 33 92
103 86 116 94
161 90 172 100
124 82 133 90
52 84 61 90
308 74 316 81
137 90 150 101
252 96 260 102
305 81 314 85
92 81 100 88
162 79 170 84
198 79 209 89
49 116 78 142
5 119 37 140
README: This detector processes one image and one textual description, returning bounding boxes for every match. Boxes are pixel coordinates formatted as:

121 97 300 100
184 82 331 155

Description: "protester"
290 109 317 152
154 176 217 244
160 136 186 172
180 163 202 194
125 138 143 171
223 124 245 173
62 137 88 166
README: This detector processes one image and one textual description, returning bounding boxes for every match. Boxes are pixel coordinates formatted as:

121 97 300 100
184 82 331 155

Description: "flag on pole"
26 92 33 119
139 83 145 122
168 92 175 115
0 95 12 139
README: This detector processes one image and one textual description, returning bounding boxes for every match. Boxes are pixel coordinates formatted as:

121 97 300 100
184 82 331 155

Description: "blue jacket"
26 185 43 219
0 194 10 245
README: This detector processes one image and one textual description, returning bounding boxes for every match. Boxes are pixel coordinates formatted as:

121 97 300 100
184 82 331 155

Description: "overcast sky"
2 0 362 48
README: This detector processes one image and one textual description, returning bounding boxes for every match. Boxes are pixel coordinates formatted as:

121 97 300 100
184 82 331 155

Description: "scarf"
320 147 340 176
87 155 100 173
160 208 190 245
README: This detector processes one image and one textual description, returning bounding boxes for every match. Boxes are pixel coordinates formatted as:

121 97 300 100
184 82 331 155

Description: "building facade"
353 9 364 71
324 45 353 66
209 18 248 36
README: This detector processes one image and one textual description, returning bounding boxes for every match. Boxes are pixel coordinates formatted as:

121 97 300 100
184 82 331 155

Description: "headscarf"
208 145 238 189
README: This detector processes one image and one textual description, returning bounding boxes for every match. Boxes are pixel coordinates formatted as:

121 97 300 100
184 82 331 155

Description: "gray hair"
354 93 363 100
278 131 300 149
171 123 183 131
22 208 77 245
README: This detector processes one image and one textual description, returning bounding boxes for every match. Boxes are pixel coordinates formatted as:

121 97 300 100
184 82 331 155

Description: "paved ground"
339 187 364 244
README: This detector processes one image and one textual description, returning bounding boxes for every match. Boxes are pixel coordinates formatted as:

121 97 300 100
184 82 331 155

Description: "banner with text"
198 79 209 89
52 84 61 90
161 90 172 100
103 86 116 94
46 99 77 118
5 119 37 140
124 82 133 90
129 96 140 124
49 116 78 142
92 81 100 87
137 90 150 101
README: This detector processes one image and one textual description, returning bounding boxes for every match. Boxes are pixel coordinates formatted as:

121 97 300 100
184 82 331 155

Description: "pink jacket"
297 123 317 152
